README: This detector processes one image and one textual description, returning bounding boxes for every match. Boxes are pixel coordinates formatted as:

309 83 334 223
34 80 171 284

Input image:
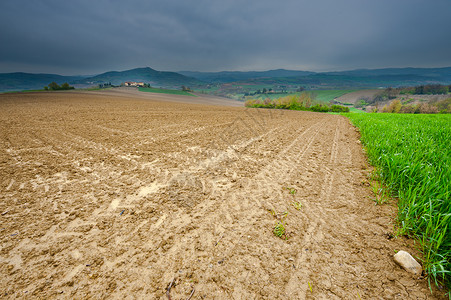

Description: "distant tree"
385 87 398 99
48 82 60 90
354 97 370 108
262 88 267 94
61 82 74 90
413 84 447 95
387 99 402 113
45 82 74 91
418 103 439 114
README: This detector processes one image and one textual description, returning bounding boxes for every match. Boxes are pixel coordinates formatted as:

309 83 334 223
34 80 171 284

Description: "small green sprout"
274 221 286 238
293 201 302 210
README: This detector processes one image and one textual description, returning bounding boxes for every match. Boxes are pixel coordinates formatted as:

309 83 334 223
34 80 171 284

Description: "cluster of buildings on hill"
123 81 147 87
96 81 151 89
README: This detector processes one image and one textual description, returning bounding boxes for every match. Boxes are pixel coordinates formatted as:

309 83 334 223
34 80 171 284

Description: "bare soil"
336 89 381 104
0 91 446 299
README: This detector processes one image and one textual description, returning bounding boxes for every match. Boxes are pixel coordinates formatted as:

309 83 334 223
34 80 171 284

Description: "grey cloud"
0 0 450 74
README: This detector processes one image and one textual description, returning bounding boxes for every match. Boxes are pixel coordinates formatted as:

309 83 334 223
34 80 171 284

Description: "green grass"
138 87 195 96
348 107 366 113
345 113 451 292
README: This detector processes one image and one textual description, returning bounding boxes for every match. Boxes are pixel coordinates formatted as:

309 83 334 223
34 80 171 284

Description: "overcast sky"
1 0 450 75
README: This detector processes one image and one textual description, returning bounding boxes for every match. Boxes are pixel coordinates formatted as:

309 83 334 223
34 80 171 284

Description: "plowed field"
0 91 445 299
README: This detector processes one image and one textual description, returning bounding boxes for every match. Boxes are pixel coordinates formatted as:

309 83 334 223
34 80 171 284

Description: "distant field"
138 87 195 96
312 89 357 103
254 89 357 103
336 89 380 104
254 93 295 100
348 107 365 113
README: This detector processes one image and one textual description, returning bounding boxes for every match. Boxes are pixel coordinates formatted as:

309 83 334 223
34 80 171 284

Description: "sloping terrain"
0 92 446 299
0 73 85 92
179 69 315 83
336 89 381 104
76 67 203 88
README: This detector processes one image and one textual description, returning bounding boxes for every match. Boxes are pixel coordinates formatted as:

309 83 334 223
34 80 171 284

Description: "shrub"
310 104 329 112
245 93 349 113
388 100 402 113
355 98 369 108
418 103 439 114
431 98 451 114
330 105 350 113
44 82 74 91
399 104 418 114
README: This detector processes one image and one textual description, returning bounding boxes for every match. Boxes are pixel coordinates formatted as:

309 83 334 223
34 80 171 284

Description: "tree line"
44 82 74 91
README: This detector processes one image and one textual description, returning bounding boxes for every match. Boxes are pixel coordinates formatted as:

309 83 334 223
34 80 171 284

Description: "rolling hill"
0 73 85 92
76 67 203 88
179 69 315 83
0 67 203 92
2 66 450 93
325 67 451 81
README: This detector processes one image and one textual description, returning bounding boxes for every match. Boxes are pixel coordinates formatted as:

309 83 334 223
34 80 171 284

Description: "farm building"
123 81 146 87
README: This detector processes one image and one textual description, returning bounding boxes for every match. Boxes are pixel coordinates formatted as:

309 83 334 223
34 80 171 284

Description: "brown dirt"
77 87 244 107
0 91 447 299
336 89 381 104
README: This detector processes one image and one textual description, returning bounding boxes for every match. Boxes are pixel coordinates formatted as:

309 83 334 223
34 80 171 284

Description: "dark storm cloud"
1 0 450 74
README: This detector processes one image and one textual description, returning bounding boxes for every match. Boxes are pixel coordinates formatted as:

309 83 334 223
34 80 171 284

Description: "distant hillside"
2 66 450 93
0 73 85 92
77 67 203 88
325 67 451 82
179 69 315 83
246 73 448 88
180 67 451 90
195 67 451 98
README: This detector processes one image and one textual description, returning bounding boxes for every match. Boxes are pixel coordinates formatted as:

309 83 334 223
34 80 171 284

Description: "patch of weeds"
360 179 369 186
272 211 288 239
370 180 390 204
268 208 276 216
286 187 297 195
293 201 302 210
274 220 286 238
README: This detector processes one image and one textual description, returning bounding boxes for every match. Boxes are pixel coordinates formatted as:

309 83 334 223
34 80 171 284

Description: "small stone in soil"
394 250 422 276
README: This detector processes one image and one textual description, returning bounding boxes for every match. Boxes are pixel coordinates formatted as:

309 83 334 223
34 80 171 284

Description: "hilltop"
0 67 203 92
75 67 203 88
0 73 85 92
